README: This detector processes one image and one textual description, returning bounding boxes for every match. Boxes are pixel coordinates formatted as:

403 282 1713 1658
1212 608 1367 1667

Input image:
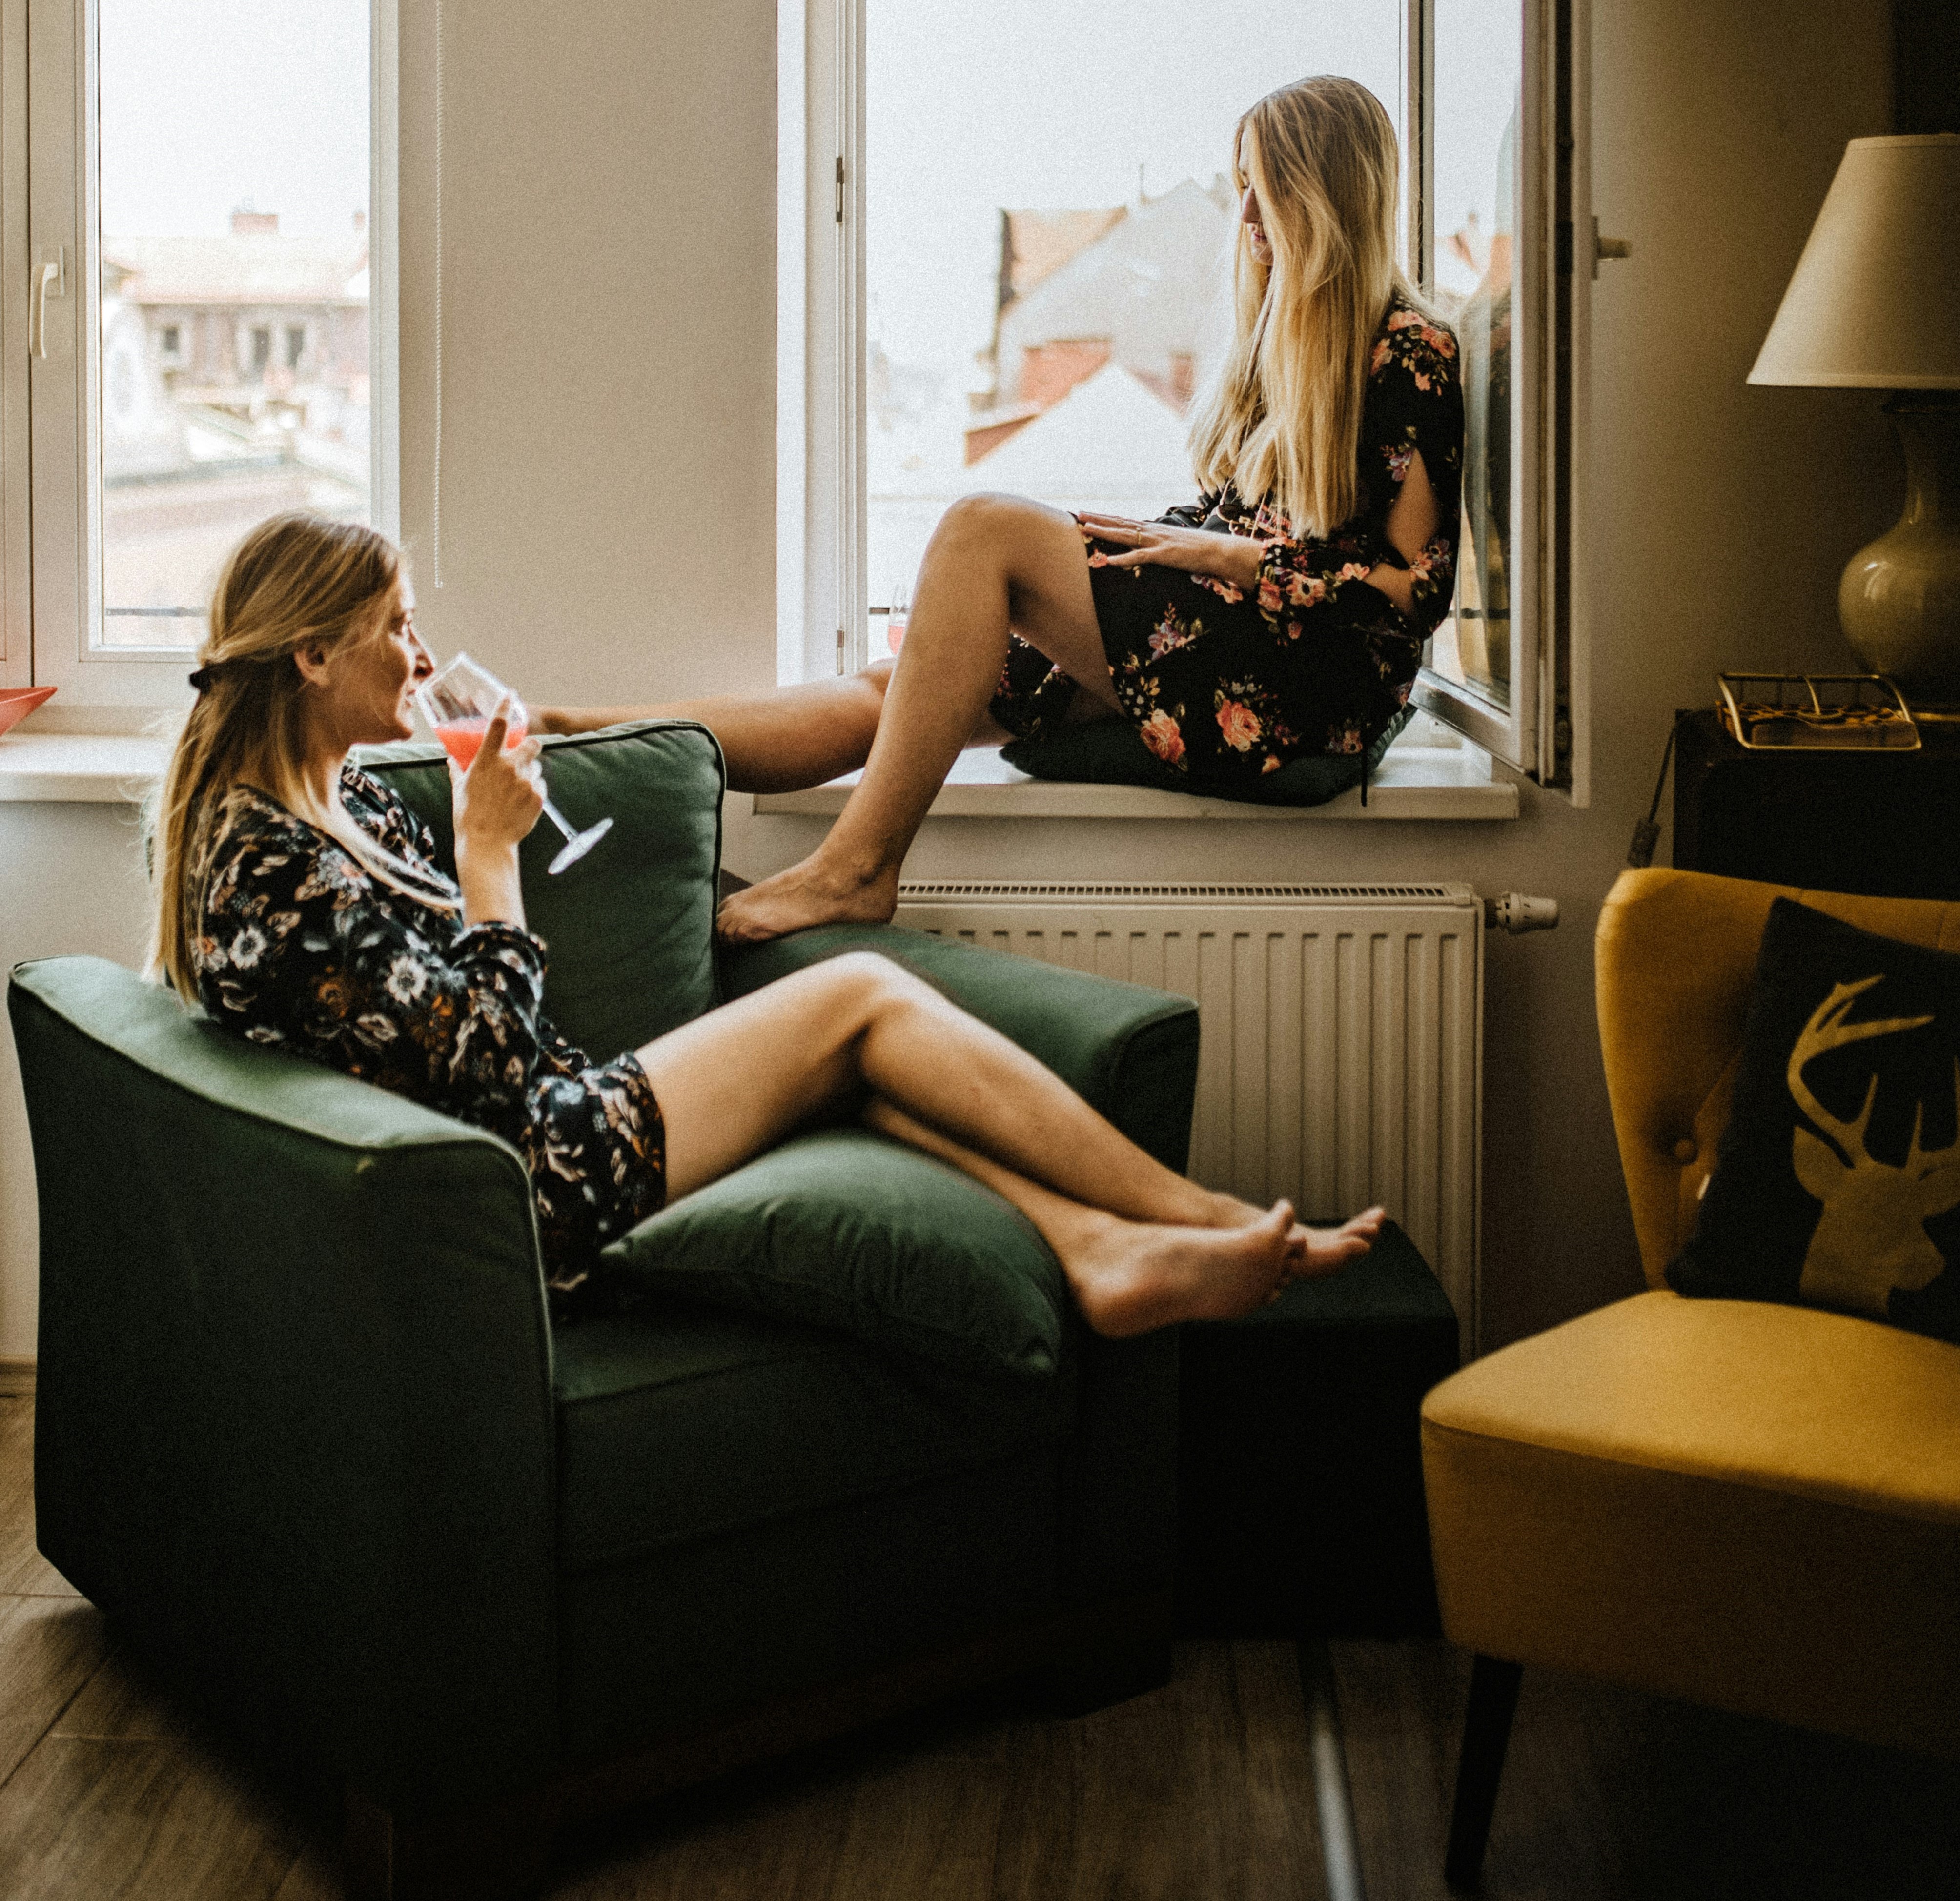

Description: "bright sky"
98 0 368 240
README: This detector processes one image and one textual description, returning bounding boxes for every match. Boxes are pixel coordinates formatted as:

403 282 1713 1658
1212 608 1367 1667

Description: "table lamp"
1749 133 1960 698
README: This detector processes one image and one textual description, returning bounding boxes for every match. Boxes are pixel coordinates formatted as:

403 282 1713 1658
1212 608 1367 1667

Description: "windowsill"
0 729 1523 822
754 738 1520 822
0 732 169 803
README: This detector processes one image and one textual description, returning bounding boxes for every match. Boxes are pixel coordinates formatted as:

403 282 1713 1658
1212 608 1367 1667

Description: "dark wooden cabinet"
1672 708 1960 900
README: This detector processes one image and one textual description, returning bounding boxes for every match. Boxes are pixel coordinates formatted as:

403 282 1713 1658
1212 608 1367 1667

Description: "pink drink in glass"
434 714 528 771
415 650 612 874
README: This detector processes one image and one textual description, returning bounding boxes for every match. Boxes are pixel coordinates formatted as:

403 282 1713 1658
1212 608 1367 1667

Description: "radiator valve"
1485 892 1559 934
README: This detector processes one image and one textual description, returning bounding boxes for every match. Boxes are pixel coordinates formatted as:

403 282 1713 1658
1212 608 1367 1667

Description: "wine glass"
886 581 909 655
415 651 614 874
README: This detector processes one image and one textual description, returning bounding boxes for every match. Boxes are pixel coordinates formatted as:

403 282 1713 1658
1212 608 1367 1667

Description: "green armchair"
7 721 1199 1900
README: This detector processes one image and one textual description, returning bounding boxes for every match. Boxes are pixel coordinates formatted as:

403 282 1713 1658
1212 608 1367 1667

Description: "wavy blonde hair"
1188 76 1420 539
148 512 443 1003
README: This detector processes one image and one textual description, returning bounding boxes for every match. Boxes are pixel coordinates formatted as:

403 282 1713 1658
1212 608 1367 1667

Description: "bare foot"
1068 1200 1297 1338
716 853 900 943
1286 1205 1387 1280
1206 1194 1387 1281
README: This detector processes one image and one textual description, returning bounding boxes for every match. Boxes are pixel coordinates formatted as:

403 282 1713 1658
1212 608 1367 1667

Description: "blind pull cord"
431 0 445 588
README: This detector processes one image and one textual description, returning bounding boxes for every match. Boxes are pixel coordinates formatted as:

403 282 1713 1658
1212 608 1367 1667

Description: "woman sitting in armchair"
150 511 1383 1330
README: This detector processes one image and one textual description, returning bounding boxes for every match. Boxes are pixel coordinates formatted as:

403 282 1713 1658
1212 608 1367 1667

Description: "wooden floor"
4 1391 1959 1900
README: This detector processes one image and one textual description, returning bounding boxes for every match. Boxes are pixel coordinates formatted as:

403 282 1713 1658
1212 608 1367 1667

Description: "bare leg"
532 663 903 795
862 1102 1358 1335
635 953 1382 1332
717 495 1118 943
865 1098 1382 1293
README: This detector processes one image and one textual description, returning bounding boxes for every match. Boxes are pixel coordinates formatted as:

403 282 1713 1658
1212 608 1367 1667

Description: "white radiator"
894 881 1484 1355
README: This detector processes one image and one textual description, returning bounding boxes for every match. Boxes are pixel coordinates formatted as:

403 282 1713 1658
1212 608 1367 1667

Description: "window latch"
1591 217 1632 278
836 156 845 225
29 249 64 360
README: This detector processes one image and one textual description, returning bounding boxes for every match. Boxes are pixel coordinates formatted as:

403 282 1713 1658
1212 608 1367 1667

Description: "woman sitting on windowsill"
537 74 1464 943
150 511 1384 1326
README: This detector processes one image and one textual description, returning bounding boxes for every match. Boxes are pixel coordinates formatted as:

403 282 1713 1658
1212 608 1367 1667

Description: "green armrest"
719 924 1201 1173
9 957 559 1814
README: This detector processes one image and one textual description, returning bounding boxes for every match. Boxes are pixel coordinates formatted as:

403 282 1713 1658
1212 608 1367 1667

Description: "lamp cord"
431 0 444 588
1627 725 1676 868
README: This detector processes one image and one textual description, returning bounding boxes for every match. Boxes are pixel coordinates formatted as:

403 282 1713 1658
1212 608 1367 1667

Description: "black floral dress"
990 300 1464 790
192 765 666 1299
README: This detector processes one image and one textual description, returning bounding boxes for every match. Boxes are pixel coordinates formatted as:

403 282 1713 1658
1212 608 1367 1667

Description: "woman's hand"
1076 512 1265 593
450 700 544 927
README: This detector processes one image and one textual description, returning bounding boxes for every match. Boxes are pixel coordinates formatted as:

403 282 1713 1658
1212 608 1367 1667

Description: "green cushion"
551 1304 1072 1575
359 719 724 1058
1000 703 1416 805
602 1128 1071 1380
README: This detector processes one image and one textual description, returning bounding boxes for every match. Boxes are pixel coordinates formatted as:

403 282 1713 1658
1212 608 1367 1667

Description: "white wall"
0 805 153 1358
392 0 780 707
0 0 1896 1357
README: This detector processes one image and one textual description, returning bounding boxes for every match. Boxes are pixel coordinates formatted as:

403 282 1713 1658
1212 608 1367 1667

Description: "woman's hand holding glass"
451 699 545 848
444 700 542 927
416 651 614 876
1076 512 1265 592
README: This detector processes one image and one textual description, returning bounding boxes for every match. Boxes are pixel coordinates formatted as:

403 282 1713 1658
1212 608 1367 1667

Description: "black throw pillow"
1667 897 1960 1344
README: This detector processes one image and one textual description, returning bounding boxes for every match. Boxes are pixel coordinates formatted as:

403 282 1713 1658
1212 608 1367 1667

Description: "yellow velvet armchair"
1420 868 1960 1887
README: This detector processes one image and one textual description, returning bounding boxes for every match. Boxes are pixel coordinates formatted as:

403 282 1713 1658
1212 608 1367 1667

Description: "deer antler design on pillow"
1787 976 1960 1314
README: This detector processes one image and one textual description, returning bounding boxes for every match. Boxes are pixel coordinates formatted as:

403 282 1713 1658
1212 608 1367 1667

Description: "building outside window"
10 0 377 689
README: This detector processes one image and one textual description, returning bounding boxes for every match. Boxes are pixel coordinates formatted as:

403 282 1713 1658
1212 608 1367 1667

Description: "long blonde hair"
148 512 440 1002
1188 76 1419 538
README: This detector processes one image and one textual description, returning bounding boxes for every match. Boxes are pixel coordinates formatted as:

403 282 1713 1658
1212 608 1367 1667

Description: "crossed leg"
636 952 1384 1337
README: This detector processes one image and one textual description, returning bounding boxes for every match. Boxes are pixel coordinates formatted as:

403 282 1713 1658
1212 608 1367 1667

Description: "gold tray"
1715 673 1921 751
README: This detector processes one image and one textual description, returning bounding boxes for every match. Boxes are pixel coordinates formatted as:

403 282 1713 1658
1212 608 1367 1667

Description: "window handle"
29 251 64 359
1591 218 1632 279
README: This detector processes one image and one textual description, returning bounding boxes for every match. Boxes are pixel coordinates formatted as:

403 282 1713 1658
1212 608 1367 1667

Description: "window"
785 0 1589 797
12 0 394 704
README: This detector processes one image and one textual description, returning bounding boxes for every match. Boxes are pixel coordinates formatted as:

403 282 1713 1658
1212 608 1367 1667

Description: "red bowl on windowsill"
0 687 57 738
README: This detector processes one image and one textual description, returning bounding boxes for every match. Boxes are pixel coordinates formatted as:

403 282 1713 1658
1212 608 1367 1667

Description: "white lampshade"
1749 134 1960 389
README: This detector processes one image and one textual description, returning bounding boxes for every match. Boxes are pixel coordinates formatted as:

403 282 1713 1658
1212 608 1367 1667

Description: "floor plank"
51 1647 194 1744
0 1595 110 1787
1332 1637 1960 1901
0 1733 314 1901
551 1643 1327 1901
0 1396 78 1596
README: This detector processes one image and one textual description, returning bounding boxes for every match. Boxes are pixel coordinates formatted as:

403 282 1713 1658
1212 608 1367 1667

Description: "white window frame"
10 0 399 716
0 0 33 692
780 0 865 689
783 0 1591 802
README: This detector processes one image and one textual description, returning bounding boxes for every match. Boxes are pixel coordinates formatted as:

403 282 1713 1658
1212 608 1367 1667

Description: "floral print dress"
192 764 666 1300
989 300 1464 790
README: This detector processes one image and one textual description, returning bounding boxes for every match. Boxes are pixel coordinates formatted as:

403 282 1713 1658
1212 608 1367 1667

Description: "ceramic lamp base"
1840 394 1960 698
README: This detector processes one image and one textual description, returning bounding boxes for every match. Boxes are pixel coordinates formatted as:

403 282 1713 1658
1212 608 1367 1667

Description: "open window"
13 0 395 713
785 0 1591 802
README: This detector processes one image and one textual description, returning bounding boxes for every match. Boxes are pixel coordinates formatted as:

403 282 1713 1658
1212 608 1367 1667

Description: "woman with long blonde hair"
155 511 1384 1320
564 75 1461 942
